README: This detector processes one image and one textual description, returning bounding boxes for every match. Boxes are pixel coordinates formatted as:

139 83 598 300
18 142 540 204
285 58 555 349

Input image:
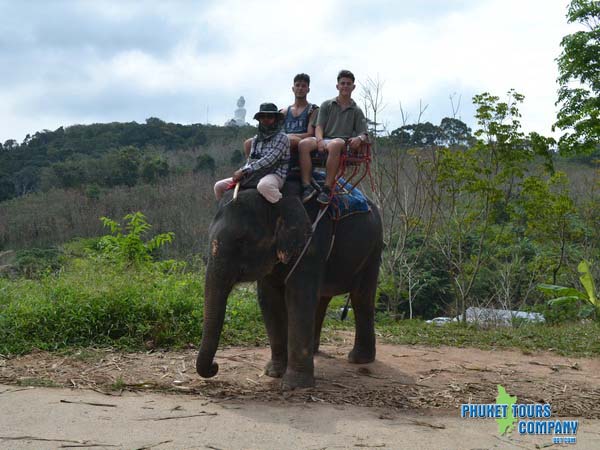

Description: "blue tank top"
284 104 316 133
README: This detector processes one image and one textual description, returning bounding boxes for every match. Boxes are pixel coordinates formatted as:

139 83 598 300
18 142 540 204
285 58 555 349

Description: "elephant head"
196 188 311 378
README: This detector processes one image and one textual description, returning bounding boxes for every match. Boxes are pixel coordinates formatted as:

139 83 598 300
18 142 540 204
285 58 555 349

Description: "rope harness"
284 206 328 284
285 140 374 284
336 140 375 193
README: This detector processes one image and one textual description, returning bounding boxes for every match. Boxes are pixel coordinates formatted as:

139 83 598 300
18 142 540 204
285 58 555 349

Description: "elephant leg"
313 296 332 354
282 276 319 390
348 261 378 364
257 278 287 378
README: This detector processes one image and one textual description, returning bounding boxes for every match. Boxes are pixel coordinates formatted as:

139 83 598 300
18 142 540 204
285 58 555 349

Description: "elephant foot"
264 359 286 378
281 369 315 390
348 347 376 364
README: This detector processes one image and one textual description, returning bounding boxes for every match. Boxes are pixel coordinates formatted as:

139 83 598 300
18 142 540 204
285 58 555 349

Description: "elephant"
196 178 383 389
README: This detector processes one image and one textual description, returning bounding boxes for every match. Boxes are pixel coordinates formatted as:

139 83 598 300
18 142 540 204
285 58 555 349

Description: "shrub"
97 212 174 267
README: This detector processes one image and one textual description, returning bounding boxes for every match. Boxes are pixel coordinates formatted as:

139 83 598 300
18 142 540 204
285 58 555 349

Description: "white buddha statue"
225 96 247 126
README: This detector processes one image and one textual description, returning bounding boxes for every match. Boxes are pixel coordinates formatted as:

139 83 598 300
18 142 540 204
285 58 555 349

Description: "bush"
14 248 63 278
96 212 174 267
0 257 265 355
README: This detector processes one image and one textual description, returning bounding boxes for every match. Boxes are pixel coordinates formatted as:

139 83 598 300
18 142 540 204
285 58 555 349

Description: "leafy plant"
538 260 599 319
14 247 63 278
97 212 174 267
554 0 600 155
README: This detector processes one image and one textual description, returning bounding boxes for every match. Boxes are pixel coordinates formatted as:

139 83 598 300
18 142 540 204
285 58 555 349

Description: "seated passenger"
298 70 368 205
244 73 318 157
215 103 290 204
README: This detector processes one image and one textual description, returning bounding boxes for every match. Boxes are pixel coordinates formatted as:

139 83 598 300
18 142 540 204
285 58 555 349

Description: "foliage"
0 120 255 202
376 319 600 357
432 90 554 320
387 117 474 148
14 247 63 278
519 172 584 284
0 173 217 257
376 233 451 319
0 257 201 354
1 251 599 357
96 212 174 267
140 156 169 184
538 260 599 320
0 250 266 355
554 0 600 155
194 154 216 176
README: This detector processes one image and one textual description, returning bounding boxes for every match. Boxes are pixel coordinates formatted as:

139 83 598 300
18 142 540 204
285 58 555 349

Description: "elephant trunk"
196 260 235 378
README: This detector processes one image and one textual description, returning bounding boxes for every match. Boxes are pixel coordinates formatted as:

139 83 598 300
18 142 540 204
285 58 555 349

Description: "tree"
360 75 386 137
554 0 600 155
102 146 141 187
141 156 169 183
519 172 583 284
0 177 15 202
433 91 554 320
438 117 474 148
389 123 440 148
194 154 216 176
3 139 17 151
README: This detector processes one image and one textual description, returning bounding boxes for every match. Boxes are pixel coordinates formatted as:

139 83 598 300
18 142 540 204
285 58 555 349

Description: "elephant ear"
274 195 312 264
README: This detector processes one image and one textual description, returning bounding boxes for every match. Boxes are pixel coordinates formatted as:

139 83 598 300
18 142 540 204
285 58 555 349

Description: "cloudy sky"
0 0 578 144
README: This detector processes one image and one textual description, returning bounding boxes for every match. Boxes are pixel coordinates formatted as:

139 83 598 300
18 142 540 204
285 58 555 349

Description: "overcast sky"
0 0 578 144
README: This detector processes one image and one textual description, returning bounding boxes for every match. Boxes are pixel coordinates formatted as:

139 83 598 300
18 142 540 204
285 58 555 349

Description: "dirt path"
1 340 600 449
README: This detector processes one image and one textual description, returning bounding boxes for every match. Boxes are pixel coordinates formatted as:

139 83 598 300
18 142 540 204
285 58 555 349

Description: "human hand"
349 137 362 150
317 139 325 153
232 169 244 181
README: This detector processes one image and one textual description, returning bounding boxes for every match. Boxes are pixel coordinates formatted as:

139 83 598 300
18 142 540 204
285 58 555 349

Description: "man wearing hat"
214 103 290 203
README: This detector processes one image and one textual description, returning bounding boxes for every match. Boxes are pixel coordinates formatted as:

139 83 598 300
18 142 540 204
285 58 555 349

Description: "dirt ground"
1 335 600 449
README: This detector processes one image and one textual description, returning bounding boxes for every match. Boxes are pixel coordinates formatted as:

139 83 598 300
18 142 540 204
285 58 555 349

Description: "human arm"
315 102 329 152
348 108 368 150
315 125 326 152
302 106 319 139
243 137 254 158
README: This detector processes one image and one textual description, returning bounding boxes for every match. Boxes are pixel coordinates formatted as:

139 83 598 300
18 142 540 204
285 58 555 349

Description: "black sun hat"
253 102 284 120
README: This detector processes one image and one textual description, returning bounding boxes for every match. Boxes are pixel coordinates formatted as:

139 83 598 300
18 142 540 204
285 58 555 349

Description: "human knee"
299 137 316 153
214 182 224 200
257 177 282 203
289 135 301 148
327 139 345 154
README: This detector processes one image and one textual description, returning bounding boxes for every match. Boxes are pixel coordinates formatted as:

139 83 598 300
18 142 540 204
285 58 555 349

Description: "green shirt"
316 97 367 139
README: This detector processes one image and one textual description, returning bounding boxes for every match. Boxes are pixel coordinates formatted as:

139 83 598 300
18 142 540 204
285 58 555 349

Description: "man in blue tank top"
244 73 318 156
281 73 319 150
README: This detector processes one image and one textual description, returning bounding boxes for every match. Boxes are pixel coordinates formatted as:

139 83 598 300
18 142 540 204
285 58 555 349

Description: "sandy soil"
1 337 600 449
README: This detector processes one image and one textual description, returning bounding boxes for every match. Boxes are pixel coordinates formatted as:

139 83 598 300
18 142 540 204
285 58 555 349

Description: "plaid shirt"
243 132 290 179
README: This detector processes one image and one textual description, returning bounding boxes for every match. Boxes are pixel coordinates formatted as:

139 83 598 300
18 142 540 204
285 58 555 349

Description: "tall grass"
0 257 265 355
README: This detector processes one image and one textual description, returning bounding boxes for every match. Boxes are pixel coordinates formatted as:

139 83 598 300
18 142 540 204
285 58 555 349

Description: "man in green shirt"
298 69 368 205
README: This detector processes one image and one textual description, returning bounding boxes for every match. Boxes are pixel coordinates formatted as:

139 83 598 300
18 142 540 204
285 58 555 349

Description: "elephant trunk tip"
196 357 219 378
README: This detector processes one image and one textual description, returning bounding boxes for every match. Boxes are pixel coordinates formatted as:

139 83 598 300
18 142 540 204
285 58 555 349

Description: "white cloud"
0 0 580 142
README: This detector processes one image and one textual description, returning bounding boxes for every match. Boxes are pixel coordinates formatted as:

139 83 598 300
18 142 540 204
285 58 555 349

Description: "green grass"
1 260 598 358
373 318 600 357
0 257 265 355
